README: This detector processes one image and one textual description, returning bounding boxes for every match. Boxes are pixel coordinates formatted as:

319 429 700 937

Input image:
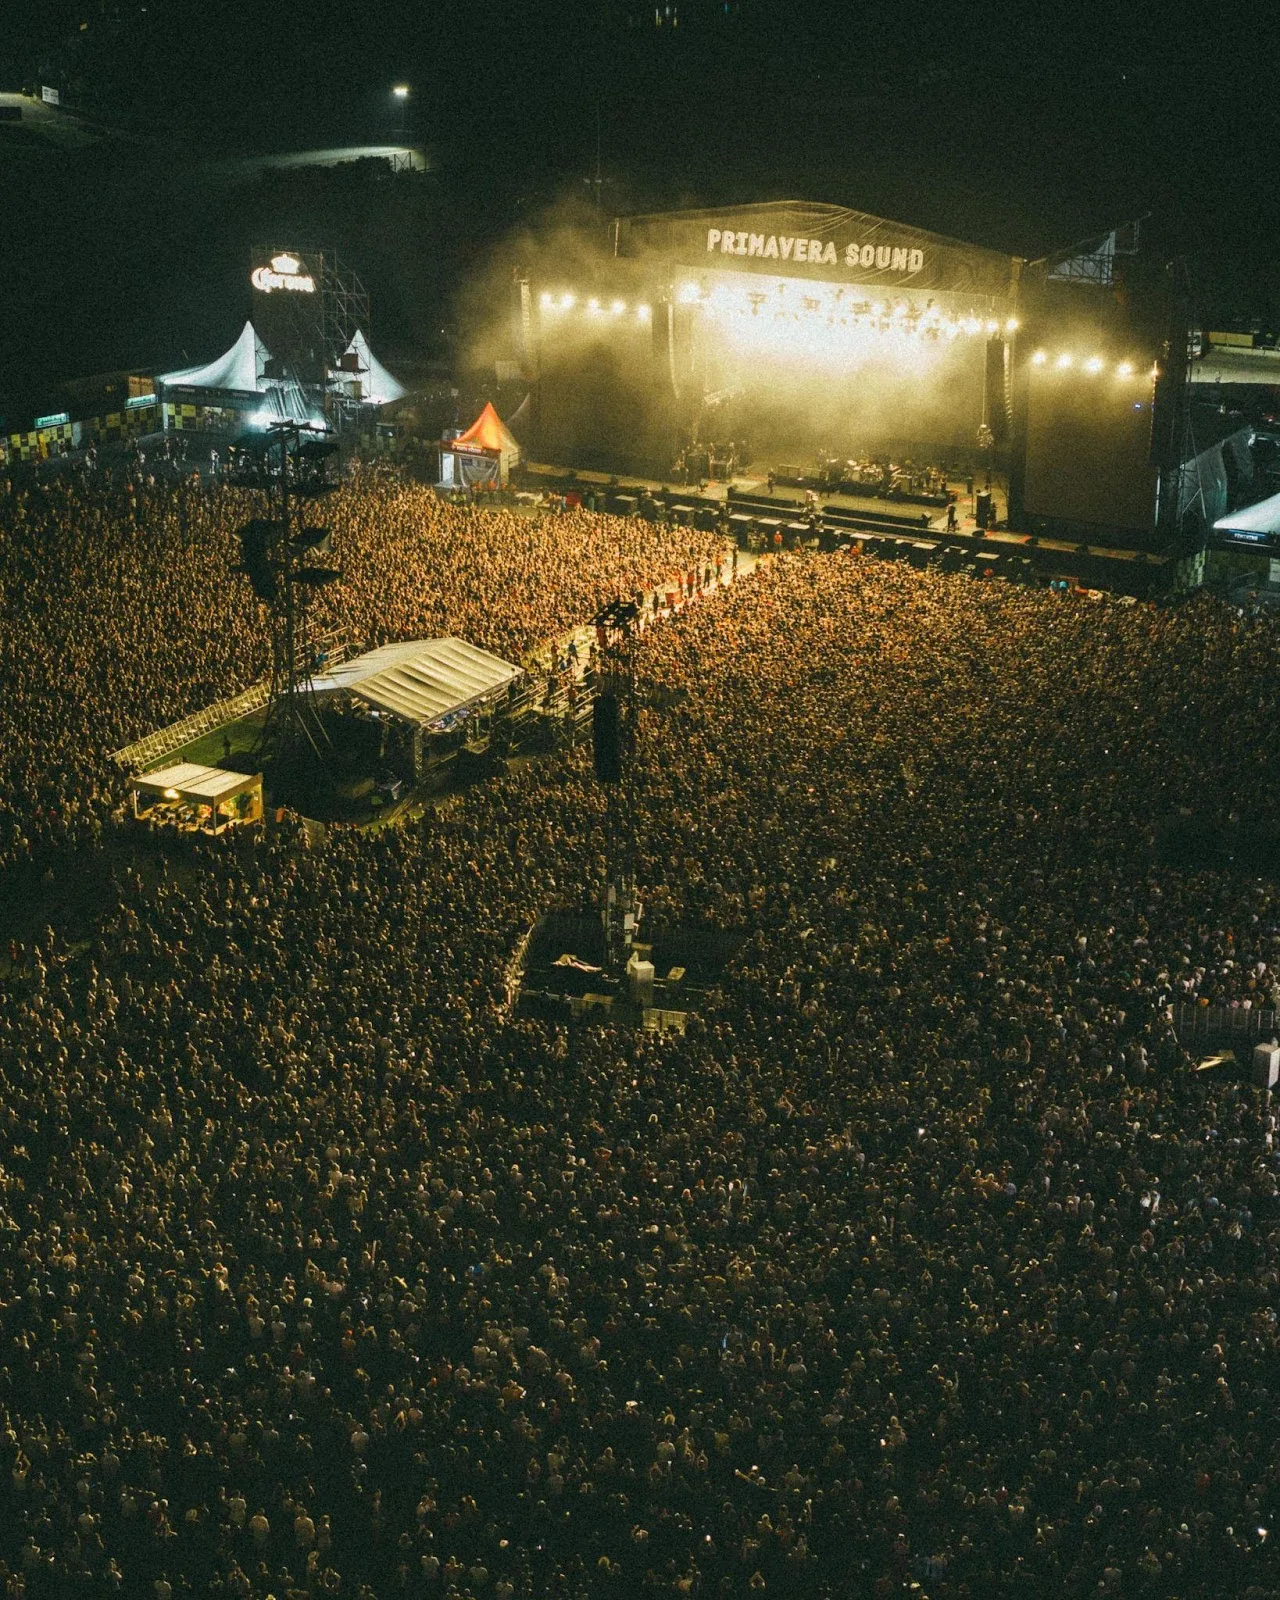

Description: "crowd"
3 476 1280 1599
0 473 718 873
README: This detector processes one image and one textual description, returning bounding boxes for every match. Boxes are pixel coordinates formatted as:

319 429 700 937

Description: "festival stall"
132 762 263 835
156 322 322 431
439 402 522 489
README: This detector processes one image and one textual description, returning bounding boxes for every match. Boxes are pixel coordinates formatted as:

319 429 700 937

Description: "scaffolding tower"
228 422 342 764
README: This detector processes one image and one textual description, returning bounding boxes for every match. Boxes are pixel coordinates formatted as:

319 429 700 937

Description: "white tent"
157 322 271 394
131 762 263 834
334 329 408 406
1213 492 1280 545
311 637 522 727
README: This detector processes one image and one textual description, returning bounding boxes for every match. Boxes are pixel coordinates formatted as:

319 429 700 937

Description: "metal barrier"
110 680 271 772
1172 1002 1278 1044
111 627 357 772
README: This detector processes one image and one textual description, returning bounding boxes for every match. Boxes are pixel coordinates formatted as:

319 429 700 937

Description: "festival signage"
705 226 926 276
615 203 1018 298
251 253 317 295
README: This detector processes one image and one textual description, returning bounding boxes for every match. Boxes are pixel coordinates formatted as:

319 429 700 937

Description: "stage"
521 460 1166 590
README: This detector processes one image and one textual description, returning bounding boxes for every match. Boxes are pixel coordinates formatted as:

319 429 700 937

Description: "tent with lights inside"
439 401 522 488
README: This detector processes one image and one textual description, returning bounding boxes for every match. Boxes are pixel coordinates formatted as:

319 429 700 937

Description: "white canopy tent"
313 638 521 724
132 762 263 834
311 638 523 780
333 329 408 406
1213 492 1280 546
157 322 271 395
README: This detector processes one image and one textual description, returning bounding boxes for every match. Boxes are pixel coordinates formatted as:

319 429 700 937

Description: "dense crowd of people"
3 472 1280 1599
0 474 718 873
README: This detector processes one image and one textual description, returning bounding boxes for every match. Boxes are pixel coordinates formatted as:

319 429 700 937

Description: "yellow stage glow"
547 274 1011 375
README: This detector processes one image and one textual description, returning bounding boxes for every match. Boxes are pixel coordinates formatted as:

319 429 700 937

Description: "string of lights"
1030 351 1157 378
540 279 1019 342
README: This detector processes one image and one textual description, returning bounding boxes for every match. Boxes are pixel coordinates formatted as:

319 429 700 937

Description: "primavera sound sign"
251 253 317 294
706 226 925 276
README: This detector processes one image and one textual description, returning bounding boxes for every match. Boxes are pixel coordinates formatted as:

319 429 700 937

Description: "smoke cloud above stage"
466 197 1018 475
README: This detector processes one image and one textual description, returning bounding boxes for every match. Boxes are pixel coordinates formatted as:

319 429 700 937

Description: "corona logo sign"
251 253 317 294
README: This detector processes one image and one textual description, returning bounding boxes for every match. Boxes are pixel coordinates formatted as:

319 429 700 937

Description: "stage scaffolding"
251 245 371 421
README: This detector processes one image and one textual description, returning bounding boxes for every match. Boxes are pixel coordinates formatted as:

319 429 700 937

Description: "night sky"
2 0 1276 404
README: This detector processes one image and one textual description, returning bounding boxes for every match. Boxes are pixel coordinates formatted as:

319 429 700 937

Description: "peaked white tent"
157 322 270 395
334 329 407 406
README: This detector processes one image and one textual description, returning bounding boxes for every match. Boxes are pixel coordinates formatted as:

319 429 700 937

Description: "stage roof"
134 762 261 802
1213 492 1280 539
157 322 269 394
614 200 1017 299
313 638 522 727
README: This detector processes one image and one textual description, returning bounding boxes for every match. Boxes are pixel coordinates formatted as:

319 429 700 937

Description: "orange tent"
441 401 522 487
453 402 517 454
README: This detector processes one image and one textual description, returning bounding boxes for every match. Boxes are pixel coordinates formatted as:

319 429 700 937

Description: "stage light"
985 319 999 334
610 299 626 314
1085 356 1104 373
1005 317 1020 333
637 303 652 321
539 291 553 309
1031 350 1047 364
392 84 410 99
1116 360 1133 377
587 297 600 313
1056 353 1073 368
560 292 575 310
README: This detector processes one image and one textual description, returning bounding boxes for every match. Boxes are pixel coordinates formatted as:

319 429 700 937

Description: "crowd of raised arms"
3 468 1280 1600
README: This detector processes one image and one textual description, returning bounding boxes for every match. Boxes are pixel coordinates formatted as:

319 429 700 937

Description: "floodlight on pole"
392 84 410 98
